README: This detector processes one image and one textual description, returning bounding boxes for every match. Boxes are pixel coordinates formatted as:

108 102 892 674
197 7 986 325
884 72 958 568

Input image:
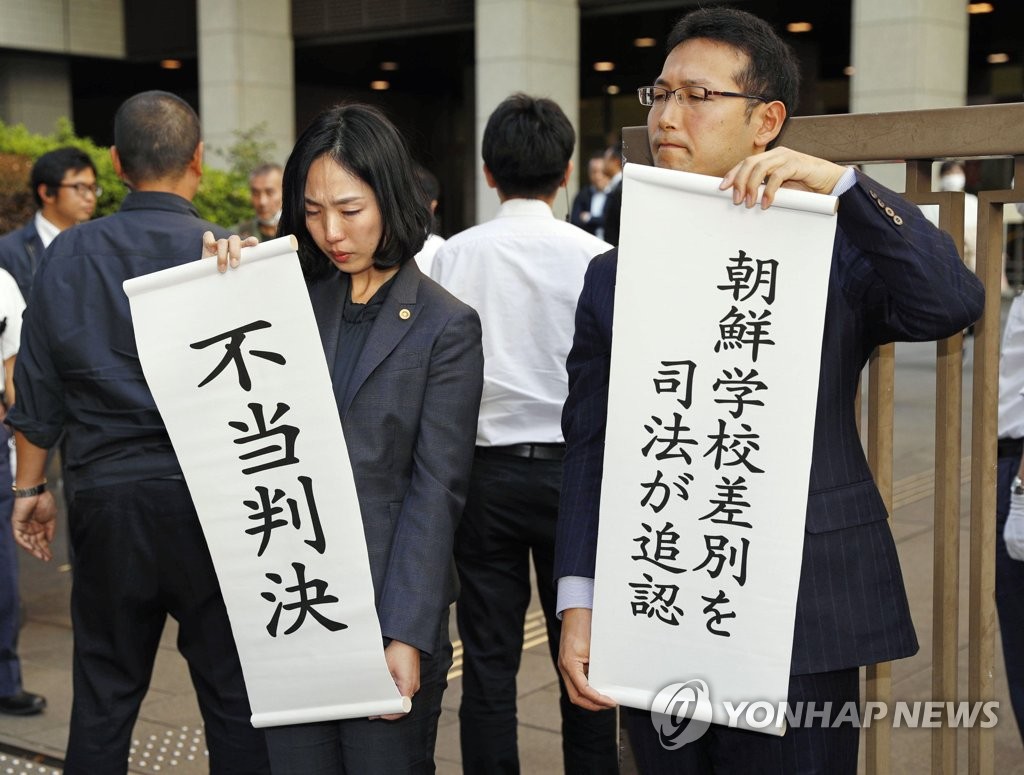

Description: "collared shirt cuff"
556 576 595 619
831 167 857 197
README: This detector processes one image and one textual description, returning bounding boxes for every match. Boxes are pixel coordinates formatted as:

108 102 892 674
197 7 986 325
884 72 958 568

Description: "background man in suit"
995 292 1024 744
600 143 623 247
554 8 984 773
431 93 617 774
0 147 98 300
8 90 269 773
232 162 283 243
570 153 610 239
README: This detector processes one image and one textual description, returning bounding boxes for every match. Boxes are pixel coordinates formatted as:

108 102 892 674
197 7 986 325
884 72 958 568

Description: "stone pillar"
474 0 580 223
850 0 968 187
0 56 72 134
0 0 121 132
197 0 294 169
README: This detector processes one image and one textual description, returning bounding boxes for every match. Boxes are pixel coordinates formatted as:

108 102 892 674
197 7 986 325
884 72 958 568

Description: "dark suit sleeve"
570 189 590 232
8 252 66 447
836 172 985 344
0 223 41 301
555 251 616 582
377 305 484 653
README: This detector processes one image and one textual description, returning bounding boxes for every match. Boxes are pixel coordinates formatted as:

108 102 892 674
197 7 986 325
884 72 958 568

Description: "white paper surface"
124 236 406 727
589 164 837 734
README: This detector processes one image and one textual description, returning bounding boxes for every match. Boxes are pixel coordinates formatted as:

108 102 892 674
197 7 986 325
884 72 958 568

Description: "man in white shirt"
995 294 1024 744
430 93 617 775
413 163 446 275
0 147 98 300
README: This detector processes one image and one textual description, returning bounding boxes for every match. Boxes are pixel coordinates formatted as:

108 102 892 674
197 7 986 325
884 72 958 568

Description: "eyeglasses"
637 85 771 108
58 183 103 198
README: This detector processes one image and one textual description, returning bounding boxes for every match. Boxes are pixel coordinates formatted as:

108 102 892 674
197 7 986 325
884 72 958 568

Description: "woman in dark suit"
216 104 483 773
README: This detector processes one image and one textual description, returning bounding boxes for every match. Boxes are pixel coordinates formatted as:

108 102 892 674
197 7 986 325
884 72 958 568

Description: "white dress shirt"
414 233 446 277
34 211 61 249
0 269 24 361
999 294 1024 440
430 198 612 446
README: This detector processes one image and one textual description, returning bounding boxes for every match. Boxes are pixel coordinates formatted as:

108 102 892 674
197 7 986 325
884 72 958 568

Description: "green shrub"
194 166 252 228
0 117 275 232
0 117 125 224
209 121 278 180
199 122 279 228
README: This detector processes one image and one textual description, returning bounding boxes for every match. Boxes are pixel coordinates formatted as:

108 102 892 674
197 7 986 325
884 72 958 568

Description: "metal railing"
623 102 1024 775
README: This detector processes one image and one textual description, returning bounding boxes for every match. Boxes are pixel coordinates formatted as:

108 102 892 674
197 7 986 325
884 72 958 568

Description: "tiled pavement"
1 338 1023 774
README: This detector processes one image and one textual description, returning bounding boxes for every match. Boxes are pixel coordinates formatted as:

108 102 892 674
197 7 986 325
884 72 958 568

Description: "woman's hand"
378 639 421 721
201 231 258 273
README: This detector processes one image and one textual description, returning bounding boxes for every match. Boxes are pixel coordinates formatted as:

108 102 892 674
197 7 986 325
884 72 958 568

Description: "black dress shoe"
0 690 46 716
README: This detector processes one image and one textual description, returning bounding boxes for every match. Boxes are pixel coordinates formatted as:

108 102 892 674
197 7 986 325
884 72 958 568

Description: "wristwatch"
1013 476 1024 496
12 481 46 498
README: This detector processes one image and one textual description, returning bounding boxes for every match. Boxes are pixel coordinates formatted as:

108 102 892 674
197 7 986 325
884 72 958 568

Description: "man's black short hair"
667 7 800 133
414 163 440 203
113 90 201 184
482 93 575 199
279 103 430 281
30 147 96 207
939 160 964 176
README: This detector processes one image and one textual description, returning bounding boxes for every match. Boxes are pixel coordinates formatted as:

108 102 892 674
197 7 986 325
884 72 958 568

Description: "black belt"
998 438 1023 459
476 443 566 461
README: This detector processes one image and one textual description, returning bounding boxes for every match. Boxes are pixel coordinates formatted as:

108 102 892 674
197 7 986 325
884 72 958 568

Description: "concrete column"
474 0 580 223
0 55 72 134
197 0 294 169
850 0 968 187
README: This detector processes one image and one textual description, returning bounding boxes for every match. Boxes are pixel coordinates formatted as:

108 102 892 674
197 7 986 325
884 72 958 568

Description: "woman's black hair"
279 103 431 280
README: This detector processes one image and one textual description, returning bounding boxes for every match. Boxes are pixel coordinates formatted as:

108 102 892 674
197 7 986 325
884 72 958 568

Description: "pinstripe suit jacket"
555 172 985 674
308 260 484 655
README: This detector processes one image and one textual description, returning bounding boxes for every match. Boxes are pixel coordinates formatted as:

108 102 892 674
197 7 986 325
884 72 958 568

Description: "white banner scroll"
124 236 408 727
590 164 838 734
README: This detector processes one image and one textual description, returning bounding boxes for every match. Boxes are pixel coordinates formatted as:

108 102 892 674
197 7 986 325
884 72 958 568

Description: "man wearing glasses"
554 7 984 773
0 146 97 719
0 147 99 300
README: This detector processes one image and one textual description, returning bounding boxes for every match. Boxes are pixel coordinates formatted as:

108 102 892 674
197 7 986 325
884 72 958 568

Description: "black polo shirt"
8 191 229 496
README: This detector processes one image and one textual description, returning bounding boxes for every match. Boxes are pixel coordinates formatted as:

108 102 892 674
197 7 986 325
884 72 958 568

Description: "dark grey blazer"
0 218 43 301
308 260 483 655
555 171 985 675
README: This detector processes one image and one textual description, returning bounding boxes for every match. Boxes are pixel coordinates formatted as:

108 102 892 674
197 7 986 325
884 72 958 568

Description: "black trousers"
623 668 860 775
454 448 618 775
265 611 453 774
0 425 21 697
63 479 269 774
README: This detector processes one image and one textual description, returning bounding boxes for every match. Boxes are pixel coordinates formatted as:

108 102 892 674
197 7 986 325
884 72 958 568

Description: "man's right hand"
12 492 57 561
558 607 617 711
